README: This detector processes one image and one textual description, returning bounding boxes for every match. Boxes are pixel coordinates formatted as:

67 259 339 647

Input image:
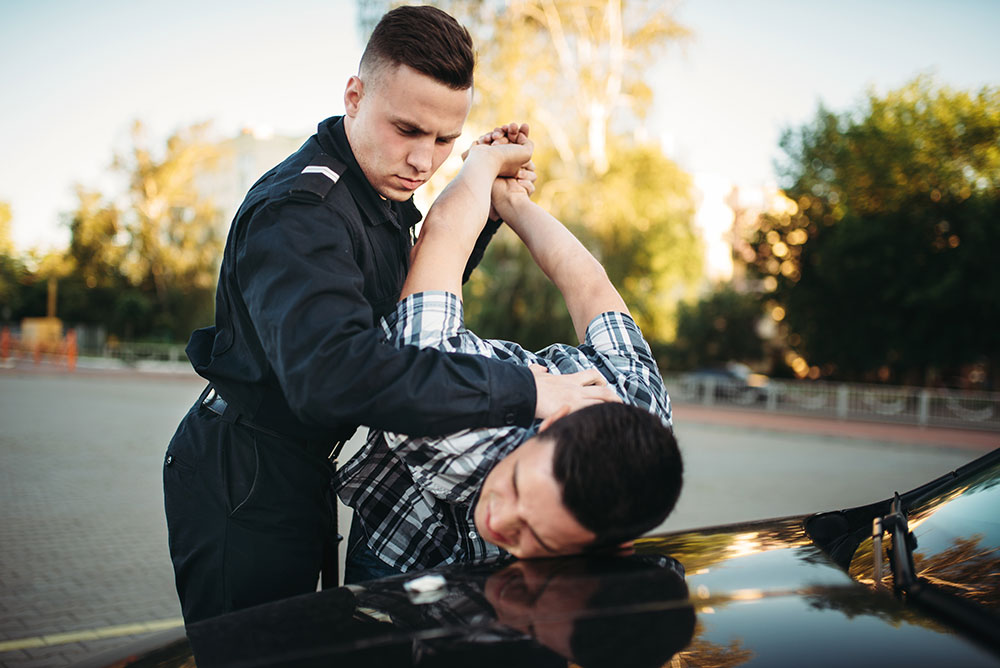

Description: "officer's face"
343 64 472 202
473 435 597 560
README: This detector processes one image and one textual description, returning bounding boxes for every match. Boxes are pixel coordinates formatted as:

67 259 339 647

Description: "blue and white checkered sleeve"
585 312 672 425
378 290 527 502
380 291 465 349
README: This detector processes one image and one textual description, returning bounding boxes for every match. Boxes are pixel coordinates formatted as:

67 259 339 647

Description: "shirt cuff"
382 291 465 347
488 362 536 428
584 311 649 354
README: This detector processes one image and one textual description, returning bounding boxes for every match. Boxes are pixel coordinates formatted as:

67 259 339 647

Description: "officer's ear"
344 75 365 117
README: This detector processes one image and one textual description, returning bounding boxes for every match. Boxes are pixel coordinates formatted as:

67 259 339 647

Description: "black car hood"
638 517 998 667
179 511 999 667
96 449 1000 668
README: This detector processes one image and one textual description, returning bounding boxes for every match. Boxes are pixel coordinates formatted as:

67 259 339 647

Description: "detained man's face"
484 560 596 660
343 63 472 201
473 435 596 559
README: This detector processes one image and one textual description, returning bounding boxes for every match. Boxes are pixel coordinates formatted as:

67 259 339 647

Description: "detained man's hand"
530 364 621 420
464 123 537 221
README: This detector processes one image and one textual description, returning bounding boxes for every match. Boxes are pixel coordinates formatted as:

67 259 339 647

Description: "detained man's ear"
344 75 364 117
537 405 570 432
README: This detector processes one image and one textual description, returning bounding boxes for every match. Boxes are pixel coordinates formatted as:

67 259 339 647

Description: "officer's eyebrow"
391 116 462 142
513 462 557 554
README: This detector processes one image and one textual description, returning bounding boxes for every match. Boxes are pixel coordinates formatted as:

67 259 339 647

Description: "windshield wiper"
880 493 918 593
873 491 1000 656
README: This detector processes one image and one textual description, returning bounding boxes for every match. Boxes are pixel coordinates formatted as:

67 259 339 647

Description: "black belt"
202 387 346 462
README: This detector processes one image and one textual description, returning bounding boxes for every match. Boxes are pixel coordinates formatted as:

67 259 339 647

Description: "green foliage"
463 230 574 352
661 287 765 371
464 141 702 347
0 201 12 255
549 140 702 342
750 77 1000 384
117 122 224 305
0 202 26 320
394 0 703 345
55 121 224 340
455 0 689 176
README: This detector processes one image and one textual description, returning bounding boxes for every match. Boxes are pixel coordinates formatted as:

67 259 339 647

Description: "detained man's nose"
492 507 520 545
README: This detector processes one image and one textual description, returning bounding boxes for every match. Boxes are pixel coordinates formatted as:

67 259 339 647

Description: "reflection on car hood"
179 511 999 667
94 450 1000 668
640 516 998 667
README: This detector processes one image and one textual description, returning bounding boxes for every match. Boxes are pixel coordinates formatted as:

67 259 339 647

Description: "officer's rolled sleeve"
237 200 535 437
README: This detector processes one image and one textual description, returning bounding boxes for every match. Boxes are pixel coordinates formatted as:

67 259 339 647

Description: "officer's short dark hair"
361 5 475 90
547 404 682 548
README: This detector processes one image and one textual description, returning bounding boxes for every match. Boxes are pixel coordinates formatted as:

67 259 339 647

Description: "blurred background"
1 1 999 665
1 0 998 394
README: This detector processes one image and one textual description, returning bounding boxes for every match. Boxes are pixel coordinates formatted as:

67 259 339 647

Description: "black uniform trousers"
163 389 335 624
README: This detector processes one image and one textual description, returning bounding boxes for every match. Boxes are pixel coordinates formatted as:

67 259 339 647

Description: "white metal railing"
665 374 1000 432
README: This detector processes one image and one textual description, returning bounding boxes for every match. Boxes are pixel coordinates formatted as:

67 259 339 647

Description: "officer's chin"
379 183 419 202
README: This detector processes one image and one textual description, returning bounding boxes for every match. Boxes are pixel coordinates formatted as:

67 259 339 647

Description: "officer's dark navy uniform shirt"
186 116 535 443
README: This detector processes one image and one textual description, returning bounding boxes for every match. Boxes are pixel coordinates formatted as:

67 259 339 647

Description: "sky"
1 0 997 252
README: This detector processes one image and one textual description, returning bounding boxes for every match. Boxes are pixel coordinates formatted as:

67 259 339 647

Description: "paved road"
0 368 993 667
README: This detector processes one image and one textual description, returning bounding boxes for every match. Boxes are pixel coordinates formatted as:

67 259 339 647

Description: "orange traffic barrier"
65 330 77 372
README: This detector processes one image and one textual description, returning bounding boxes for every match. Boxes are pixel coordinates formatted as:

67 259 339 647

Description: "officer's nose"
407 138 434 175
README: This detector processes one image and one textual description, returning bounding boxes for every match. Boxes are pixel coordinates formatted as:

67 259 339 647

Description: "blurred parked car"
83 447 1000 667
681 361 772 404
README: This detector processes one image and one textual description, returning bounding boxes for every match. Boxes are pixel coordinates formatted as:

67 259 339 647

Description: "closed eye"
512 462 557 554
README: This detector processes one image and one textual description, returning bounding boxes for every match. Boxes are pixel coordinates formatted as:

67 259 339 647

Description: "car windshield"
904 458 1000 613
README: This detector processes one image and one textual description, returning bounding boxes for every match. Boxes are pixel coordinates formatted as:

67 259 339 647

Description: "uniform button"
468 530 478 539
165 454 173 466
504 412 516 425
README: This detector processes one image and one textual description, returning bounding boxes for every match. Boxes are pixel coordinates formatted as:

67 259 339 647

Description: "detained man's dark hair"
547 404 682 548
361 5 475 90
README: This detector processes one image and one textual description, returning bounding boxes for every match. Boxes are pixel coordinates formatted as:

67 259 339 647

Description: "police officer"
163 6 617 624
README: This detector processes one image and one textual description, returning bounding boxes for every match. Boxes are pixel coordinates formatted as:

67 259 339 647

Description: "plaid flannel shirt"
334 291 671 572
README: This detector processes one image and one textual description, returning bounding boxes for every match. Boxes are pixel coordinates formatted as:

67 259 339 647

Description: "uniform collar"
316 116 423 230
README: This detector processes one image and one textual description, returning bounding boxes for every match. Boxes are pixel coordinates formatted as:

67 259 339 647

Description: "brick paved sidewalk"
0 372 202 668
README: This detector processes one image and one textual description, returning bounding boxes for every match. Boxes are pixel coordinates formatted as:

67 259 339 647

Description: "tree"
117 122 224 320
359 0 689 176
0 202 26 321
360 0 703 346
748 78 1000 386
64 122 225 340
465 140 702 349
663 286 765 371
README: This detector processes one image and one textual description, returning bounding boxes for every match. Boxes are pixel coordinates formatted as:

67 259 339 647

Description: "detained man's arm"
399 128 620 416
493 191 629 343
401 137 533 300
